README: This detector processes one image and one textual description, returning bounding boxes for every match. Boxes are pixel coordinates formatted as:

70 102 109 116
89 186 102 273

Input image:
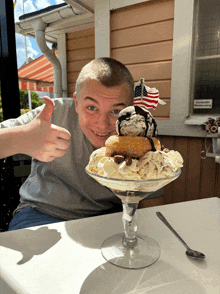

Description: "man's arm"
0 97 71 162
0 125 26 159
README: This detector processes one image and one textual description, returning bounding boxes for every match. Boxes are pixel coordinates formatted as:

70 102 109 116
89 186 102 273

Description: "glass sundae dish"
85 167 181 269
86 104 183 269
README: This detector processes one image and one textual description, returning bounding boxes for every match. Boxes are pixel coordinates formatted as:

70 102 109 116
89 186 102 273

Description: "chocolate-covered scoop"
116 105 157 137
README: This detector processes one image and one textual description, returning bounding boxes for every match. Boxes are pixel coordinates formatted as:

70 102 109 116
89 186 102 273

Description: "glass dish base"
101 233 160 269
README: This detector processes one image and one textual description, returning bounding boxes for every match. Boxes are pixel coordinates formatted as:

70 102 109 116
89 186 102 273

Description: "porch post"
95 0 110 58
0 0 20 121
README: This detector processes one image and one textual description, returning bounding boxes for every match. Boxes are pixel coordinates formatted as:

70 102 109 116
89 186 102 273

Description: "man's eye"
112 109 121 115
87 106 97 111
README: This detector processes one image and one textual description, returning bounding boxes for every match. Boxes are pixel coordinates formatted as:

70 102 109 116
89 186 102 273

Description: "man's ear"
73 92 78 114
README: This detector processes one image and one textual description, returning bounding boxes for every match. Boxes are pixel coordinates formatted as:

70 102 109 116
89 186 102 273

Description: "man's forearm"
0 126 25 159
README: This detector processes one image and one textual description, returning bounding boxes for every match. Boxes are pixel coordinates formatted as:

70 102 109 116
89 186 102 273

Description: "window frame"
187 0 220 120
159 0 219 137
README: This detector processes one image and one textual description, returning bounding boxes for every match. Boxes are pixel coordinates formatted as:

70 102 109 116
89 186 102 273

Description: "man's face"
74 79 131 149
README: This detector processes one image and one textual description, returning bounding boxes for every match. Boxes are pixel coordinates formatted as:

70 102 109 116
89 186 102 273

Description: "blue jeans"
8 207 65 231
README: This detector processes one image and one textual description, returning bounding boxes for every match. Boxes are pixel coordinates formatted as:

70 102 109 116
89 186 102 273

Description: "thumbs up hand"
38 96 55 122
22 97 71 162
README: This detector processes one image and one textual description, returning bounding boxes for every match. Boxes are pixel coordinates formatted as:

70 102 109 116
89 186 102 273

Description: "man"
0 57 134 230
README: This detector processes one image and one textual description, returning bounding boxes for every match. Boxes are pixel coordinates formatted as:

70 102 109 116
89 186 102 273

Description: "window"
190 0 220 115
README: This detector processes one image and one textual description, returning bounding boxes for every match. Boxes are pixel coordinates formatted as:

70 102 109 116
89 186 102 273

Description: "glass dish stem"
122 200 139 248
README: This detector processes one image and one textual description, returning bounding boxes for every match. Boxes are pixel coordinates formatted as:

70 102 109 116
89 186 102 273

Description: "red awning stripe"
19 81 54 92
18 55 48 74
46 75 54 81
31 68 54 80
18 52 57 72
18 52 57 83
24 64 52 80
19 62 52 80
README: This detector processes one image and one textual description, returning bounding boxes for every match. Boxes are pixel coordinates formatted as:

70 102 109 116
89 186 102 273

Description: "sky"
14 0 65 68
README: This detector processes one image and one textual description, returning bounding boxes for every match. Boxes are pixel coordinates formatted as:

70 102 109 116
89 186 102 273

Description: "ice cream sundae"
87 105 183 181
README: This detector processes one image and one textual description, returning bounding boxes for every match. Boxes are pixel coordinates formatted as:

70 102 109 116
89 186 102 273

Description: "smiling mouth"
92 130 114 137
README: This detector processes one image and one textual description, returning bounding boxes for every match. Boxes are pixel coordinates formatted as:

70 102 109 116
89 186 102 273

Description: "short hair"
75 57 134 102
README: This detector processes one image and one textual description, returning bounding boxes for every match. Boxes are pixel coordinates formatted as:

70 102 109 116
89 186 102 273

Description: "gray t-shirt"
0 98 122 220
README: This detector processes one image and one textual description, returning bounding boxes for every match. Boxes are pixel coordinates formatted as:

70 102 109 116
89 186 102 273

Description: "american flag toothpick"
134 78 166 110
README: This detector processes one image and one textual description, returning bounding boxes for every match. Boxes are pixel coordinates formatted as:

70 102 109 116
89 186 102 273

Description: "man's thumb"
39 97 54 121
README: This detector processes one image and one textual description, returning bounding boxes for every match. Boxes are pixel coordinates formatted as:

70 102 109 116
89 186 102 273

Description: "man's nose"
98 113 110 126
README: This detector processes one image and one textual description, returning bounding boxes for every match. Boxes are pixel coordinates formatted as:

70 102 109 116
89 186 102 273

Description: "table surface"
0 197 219 294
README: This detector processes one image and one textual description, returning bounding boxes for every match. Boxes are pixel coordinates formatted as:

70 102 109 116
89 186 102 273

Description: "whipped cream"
88 148 183 181
97 157 141 180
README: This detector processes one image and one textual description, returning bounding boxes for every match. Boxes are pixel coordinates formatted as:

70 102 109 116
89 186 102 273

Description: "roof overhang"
15 1 94 43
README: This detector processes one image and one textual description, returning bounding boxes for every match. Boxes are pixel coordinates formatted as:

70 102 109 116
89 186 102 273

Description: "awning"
18 53 55 92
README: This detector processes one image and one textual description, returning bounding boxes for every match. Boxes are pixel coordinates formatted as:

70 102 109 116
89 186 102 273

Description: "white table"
0 197 219 294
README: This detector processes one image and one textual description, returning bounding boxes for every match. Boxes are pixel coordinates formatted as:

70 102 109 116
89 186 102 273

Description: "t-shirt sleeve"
0 104 44 129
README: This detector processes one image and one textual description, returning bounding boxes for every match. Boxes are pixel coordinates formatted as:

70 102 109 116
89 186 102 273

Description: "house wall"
66 28 95 97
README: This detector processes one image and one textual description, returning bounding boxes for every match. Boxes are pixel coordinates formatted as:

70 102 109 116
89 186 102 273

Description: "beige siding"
111 0 174 30
66 28 95 97
112 41 173 64
111 20 174 48
111 0 174 119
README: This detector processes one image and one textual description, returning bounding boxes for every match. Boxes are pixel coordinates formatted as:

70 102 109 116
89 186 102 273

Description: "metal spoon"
156 211 205 259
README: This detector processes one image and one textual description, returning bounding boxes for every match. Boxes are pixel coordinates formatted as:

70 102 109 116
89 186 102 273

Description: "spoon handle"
156 212 189 249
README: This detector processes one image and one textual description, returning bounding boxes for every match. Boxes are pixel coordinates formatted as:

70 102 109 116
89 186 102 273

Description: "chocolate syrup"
147 137 156 151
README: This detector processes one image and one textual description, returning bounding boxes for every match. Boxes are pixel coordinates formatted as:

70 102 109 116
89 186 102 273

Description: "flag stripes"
134 81 160 110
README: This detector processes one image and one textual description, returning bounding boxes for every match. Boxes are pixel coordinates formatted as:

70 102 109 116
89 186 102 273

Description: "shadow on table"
65 212 122 249
80 259 206 294
0 227 61 264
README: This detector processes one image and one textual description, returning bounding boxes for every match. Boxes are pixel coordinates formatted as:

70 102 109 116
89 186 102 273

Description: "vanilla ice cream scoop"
137 150 183 179
116 105 157 137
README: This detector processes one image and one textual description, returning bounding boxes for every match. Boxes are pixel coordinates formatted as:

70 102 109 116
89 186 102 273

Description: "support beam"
57 34 67 98
95 0 110 58
0 0 20 120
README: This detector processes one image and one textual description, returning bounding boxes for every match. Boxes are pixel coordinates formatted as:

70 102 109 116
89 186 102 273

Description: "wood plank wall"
66 28 95 97
110 0 174 119
139 136 220 208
